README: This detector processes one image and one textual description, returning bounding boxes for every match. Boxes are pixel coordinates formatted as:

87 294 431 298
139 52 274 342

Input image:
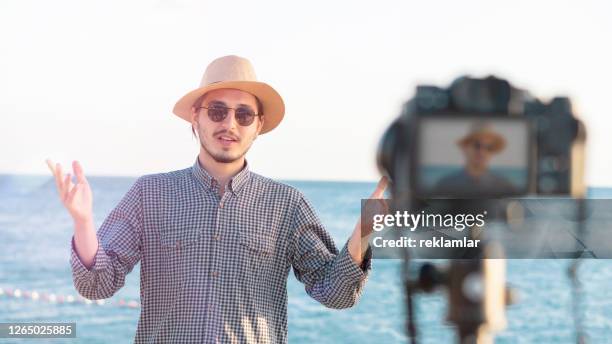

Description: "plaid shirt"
70 157 372 343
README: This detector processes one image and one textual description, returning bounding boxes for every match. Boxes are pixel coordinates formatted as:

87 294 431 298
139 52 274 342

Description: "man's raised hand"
46 159 93 224
362 176 390 238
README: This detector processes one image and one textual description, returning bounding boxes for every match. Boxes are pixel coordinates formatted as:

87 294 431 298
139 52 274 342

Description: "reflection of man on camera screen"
433 121 516 195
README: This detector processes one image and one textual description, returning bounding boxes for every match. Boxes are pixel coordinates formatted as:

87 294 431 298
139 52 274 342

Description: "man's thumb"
371 176 388 199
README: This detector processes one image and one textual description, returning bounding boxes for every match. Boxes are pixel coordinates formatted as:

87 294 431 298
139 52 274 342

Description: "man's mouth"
217 134 239 145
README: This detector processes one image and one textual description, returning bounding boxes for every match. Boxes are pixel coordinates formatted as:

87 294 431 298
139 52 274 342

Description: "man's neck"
465 165 486 178
198 151 245 194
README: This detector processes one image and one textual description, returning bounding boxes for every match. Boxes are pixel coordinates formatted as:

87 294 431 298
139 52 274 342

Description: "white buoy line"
0 286 140 308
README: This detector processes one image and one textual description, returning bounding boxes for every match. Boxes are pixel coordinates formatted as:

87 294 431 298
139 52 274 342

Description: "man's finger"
45 159 56 175
54 163 65 194
46 159 62 192
62 173 72 202
371 176 389 199
73 160 87 184
67 182 80 203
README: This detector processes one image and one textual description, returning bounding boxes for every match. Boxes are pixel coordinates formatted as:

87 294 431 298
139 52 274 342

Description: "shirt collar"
191 157 251 195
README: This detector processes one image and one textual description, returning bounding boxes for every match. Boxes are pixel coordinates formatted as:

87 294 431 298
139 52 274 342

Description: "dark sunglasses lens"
474 141 493 151
235 108 255 126
207 107 227 122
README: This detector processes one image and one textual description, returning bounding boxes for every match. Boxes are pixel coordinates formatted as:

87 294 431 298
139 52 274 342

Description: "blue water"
1 174 612 343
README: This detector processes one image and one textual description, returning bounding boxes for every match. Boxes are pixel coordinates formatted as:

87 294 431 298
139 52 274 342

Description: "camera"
377 75 586 200
375 75 588 343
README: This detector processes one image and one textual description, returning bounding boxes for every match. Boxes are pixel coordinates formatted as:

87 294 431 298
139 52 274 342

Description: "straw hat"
172 55 285 134
458 121 506 153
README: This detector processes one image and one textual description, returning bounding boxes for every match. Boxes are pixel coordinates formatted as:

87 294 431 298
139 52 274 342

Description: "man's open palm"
46 159 93 223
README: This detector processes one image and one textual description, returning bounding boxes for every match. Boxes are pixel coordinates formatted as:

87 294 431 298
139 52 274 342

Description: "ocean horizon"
2 174 612 343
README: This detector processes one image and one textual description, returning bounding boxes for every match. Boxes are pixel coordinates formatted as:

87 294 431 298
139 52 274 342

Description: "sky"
1 0 611 186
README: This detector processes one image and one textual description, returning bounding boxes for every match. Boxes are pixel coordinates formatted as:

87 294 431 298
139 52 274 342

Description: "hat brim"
172 81 285 134
458 132 506 153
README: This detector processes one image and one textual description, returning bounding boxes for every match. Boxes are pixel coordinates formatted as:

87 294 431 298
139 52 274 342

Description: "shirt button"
212 271 219 277
219 202 224 208
214 234 220 241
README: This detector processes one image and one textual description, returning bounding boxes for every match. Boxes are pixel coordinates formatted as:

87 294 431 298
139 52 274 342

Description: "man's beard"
200 140 248 163
197 129 253 163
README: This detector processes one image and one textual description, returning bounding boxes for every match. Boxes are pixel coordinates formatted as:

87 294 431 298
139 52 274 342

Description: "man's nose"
219 108 239 130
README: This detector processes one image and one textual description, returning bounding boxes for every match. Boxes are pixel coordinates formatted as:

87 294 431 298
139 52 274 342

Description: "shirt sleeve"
289 195 372 309
70 177 144 300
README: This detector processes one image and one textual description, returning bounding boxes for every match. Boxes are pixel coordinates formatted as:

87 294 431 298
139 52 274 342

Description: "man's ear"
191 107 199 125
255 116 265 137
191 107 200 138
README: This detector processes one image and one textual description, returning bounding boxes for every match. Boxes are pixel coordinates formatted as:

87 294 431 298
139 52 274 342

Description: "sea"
1 174 612 343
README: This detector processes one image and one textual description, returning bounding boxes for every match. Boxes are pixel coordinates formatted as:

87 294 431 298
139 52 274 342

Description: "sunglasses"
471 141 495 152
197 104 262 126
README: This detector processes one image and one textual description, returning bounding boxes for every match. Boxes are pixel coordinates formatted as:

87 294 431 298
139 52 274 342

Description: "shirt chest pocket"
238 227 278 279
159 200 204 252
238 228 276 257
159 226 201 250
159 226 201 290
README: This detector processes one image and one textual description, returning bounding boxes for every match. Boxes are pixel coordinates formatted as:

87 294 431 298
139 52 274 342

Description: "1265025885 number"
0 322 76 338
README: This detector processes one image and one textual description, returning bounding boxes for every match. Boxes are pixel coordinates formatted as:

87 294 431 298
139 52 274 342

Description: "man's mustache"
213 130 240 141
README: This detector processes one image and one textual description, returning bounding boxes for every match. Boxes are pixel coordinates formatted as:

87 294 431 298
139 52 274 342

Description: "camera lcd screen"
415 116 532 197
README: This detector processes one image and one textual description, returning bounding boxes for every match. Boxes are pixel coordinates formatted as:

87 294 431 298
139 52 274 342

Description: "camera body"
377 75 587 342
378 75 586 200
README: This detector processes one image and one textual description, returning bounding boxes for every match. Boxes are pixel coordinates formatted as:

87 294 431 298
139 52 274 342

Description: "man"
47 55 387 343
432 121 516 196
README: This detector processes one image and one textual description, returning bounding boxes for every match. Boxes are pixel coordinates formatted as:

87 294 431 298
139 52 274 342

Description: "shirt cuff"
337 240 372 283
70 235 110 280
360 245 373 271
